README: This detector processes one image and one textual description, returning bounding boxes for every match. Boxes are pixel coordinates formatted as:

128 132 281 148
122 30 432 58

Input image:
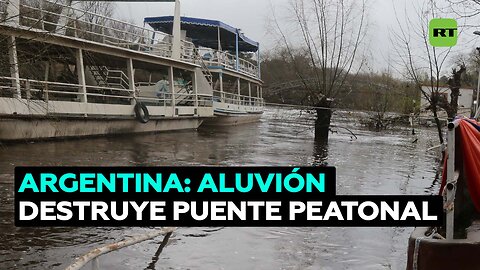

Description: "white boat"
144 15 264 126
0 0 263 141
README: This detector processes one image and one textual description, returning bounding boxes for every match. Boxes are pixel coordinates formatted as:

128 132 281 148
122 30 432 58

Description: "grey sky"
115 0 276 47
114 0 480 74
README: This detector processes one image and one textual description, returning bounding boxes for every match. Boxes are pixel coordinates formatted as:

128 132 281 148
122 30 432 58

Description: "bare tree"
270 0 368 141
391 0 464 144
442 65 467 118
78 1 115 41
444 0 480 20
79 1 114 22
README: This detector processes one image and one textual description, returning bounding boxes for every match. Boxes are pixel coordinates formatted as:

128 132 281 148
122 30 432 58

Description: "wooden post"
169 66 176 116
8 36 21 98
127 58 136 105
76 49 87 103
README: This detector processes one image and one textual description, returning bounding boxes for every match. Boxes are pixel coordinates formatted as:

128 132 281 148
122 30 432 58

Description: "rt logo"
429 18 458 47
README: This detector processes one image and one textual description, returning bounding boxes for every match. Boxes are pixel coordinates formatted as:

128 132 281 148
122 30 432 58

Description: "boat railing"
201 50 259 78
2 1 257 76
197 93 214 107
181 40 196 62
4 0 195 61
0 75 133 103
212 90 263 107
106 69 130 89
238 56 258 77
0 76 212 111
136 92 212 108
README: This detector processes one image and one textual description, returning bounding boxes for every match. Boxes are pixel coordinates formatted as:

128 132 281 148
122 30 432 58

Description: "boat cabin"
144 16 264 116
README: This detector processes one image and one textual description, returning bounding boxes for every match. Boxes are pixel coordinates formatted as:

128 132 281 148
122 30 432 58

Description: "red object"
440 119 480 211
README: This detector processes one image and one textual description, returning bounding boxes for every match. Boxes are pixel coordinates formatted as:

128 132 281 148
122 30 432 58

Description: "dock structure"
0 0 264 140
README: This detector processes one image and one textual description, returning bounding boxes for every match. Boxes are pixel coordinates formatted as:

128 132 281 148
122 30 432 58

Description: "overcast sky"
114 0 283 49
113 0 480 74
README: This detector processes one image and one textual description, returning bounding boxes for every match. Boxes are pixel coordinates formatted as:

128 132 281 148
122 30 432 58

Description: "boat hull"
202 112 262 126
202 100 264 126
0 116 204 141
406 227 480 270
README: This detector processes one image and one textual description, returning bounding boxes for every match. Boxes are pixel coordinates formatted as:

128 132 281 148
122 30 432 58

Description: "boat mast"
171 0 182 60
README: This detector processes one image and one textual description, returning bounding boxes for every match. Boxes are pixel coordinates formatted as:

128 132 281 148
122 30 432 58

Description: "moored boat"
0 0 263 141
144 15 264 126
0 0 216 141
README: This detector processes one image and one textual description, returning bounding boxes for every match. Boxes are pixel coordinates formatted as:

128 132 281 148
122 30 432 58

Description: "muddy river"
0 108 441 269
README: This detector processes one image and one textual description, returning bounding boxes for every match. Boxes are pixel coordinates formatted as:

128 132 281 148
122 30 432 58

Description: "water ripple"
0 108 440 269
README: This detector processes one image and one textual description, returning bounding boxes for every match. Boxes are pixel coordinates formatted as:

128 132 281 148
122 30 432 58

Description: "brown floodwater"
0 108 440 269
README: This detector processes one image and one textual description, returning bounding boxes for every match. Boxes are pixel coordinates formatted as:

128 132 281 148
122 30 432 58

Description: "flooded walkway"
0 108 440 269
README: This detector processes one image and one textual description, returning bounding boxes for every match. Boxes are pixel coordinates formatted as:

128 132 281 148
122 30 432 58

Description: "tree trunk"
312 139 329 166
446 65 466 120
432 107 444 144
431 65 465 144
448 86 460 120
315 99 332 141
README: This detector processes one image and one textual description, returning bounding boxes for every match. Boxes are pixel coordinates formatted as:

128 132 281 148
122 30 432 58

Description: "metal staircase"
175 83 194 106
88 65 109 87
84 49 209 106
106 69 130 89
88 65 129 89
193 47 213 87
169 47 214 107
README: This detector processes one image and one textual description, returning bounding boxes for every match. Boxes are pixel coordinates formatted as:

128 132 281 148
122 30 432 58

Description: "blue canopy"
144 16 259 52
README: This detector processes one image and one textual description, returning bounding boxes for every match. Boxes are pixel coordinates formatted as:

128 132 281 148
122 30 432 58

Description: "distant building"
420 86 474 118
